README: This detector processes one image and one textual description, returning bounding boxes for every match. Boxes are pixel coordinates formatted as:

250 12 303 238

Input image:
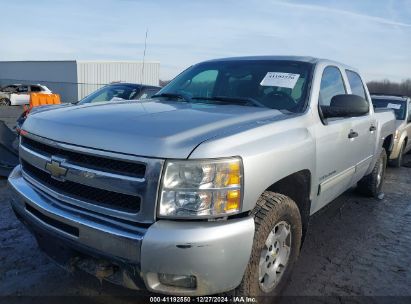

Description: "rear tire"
390 142 405 168
235 192 302 298
357 149 387 198
0 98 11 106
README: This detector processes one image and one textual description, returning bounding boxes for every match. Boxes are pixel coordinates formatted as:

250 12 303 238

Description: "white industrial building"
0 61 160 102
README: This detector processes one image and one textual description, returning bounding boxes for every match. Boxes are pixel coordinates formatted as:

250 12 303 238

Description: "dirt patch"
283 161 411 296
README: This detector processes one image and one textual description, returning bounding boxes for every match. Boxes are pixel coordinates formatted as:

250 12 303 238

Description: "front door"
11 85 30 105
314 66 357 212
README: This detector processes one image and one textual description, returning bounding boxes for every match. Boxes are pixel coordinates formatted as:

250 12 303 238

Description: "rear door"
345 70 375 183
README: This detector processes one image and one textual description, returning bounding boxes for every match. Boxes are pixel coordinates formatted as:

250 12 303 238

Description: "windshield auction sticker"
260 72 300 88
387 103 401 110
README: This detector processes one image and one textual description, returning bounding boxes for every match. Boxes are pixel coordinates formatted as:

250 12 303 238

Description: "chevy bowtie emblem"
45 158 68 179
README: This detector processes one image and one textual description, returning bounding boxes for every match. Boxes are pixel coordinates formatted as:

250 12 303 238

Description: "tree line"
367 79 411 97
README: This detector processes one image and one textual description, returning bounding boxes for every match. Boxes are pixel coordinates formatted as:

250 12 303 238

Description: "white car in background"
0 84 52 106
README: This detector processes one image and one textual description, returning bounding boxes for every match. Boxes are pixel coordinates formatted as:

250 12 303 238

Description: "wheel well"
265 170 311 244
383 135 393 156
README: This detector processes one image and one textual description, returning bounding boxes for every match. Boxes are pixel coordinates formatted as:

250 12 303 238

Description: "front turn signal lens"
225 190 240 211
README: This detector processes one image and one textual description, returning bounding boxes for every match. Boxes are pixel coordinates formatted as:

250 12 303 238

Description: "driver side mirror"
322 94 369 119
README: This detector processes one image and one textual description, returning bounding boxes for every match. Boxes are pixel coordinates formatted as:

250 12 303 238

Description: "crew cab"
372 94 411 167
8 56 395 297
0 84 52 106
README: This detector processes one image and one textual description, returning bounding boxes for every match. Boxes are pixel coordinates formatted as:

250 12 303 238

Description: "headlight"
158 157 243 218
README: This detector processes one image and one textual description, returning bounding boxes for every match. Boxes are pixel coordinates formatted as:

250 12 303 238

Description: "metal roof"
204 55 321 64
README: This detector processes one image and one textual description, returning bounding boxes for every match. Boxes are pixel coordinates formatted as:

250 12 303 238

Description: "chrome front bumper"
8 165 255 295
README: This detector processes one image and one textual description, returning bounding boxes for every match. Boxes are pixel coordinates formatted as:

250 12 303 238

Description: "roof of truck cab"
202 56 356 70
204 55 319 63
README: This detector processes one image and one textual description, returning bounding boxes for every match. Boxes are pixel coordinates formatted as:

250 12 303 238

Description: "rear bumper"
8 165 255 295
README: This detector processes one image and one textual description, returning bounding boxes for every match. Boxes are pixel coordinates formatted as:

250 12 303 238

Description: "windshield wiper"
191 96 266 108
152 93 192 102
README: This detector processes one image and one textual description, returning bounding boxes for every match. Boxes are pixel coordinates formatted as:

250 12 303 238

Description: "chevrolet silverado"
8 56 396 297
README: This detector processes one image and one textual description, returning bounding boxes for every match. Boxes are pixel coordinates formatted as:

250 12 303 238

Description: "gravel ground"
0 156 410 302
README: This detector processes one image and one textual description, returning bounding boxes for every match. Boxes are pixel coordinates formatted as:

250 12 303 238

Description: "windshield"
1 85 18 92
372 98 406 120
78 84 142 104
157 60 313 113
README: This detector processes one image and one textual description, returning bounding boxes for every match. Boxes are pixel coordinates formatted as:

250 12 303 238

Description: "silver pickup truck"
8 56 395 297
372 94 411 167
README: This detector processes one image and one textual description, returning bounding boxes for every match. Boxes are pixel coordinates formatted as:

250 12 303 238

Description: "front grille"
21 136 146 178
22 160 141 213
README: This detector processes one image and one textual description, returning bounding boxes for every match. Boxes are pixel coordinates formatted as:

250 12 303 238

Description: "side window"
346 70 367 100
17 85 28 93
30 86 42 92
319 66 346 107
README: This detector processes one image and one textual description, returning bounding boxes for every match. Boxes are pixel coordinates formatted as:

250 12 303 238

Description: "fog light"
158 273 197 289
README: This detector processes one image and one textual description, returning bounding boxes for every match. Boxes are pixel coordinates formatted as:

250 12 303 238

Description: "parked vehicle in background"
9 56 395 297
0 84 52 106
14 83 160 133
372 94 411 167
77 83 161 104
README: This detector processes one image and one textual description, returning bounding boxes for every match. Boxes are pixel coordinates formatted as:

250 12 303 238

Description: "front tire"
235 192 302 297
357 149 387 198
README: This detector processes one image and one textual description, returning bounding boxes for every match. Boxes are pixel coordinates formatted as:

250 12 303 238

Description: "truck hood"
23 100 286 158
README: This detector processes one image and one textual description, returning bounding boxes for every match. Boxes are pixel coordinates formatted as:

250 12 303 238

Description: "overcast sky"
1 0 410 82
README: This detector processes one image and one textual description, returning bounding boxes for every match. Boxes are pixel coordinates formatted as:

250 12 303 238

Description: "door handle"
369 125 376 132
348 130 359 139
